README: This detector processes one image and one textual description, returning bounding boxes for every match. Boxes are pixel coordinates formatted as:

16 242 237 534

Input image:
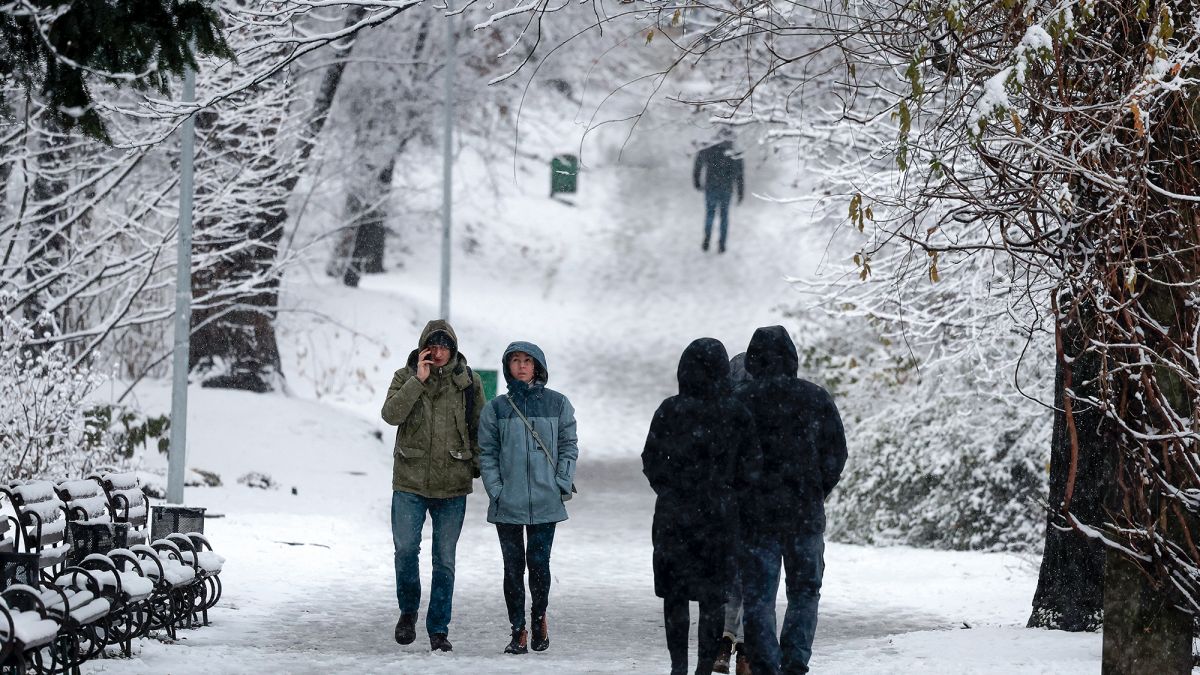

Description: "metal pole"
168 64 197 505
439 1 456 321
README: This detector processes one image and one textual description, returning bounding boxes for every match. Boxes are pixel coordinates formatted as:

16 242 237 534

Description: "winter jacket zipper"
524 396 534 525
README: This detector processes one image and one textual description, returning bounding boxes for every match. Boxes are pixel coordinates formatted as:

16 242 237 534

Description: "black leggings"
496 522 556 630
664 597 723 675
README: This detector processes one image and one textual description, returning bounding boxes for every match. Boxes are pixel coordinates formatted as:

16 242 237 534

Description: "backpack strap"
463 366 479 445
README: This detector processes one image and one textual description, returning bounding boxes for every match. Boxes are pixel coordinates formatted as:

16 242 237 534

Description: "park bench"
0 482 70 579
151 505 224 627
0 515 13 555
93 472 223 628
0 578 60 672
0 551 83 675
0 482 119 674
54 480 156 657
87 473 148 546
92 472 214 634
0 473 227 672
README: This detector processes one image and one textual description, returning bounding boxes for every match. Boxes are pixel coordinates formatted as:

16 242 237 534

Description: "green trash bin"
550 154 578 197
476 368 498 402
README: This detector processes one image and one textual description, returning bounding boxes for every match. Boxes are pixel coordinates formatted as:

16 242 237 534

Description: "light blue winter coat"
479 341 579 525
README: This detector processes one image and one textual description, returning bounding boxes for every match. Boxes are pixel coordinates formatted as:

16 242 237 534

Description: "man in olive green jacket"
381 319 484 652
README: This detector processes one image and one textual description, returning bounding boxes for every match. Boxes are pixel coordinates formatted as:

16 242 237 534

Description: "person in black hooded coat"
734 326 847 675
643 338 762 675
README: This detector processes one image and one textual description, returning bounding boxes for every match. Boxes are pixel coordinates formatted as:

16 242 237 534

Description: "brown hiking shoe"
504 628 529 654
713 636 734 673
531 614 549 651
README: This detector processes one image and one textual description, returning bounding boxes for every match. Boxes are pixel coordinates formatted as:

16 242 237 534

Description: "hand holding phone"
416 348 434 382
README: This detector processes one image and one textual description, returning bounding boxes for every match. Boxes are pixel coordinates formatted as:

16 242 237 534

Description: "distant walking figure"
693 129 745 254
478 341 579 655
643 338 762 675
735 326 847 675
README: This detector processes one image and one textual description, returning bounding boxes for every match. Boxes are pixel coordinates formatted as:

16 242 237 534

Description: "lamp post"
439 1 456 321
168 63 197 505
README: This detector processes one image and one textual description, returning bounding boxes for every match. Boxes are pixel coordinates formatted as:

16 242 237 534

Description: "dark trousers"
742 531 825 675
496 522 557 630
664 597 723 675
703 189 732 247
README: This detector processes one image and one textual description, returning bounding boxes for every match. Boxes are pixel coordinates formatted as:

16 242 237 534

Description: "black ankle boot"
394 612 416 645
429 633 453 652
530 614 549 651
504 628 528 654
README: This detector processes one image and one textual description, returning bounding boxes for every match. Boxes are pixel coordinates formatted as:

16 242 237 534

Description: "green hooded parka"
381 320 485 498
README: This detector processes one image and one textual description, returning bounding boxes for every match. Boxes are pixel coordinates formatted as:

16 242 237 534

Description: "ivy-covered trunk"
1028 302 1106 631
1101 340 1194 672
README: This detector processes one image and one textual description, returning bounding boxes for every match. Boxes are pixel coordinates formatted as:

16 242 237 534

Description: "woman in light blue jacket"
478 341 578 655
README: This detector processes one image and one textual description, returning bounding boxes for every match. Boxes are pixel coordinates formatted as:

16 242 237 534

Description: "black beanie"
426 331 456 350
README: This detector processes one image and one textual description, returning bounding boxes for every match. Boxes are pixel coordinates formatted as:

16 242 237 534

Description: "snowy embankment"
90 99 1102 673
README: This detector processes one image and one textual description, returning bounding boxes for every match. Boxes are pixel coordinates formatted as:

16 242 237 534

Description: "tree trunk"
1101 278 1198 673
1027 308 1106 631
24 125 71 337
1101 549 1192 674
331 13 431 287
339 157 396 286
191 7 368 391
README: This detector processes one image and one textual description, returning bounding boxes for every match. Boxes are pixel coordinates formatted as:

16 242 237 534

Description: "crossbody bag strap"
506 394 555 468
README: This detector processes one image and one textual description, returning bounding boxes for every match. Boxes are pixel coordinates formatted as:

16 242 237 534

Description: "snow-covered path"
81 424 1097 674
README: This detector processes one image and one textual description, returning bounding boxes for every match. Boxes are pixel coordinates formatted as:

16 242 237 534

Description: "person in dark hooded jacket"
643 338 762 675
478 341 578 655
734 326 847 675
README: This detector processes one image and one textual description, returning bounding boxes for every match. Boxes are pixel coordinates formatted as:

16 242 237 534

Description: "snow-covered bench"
0 482 71 576
1 481 123 671
157 533 224 626
87 472 149 543
0 515 13 555
0 582 60 675
91 472 225 631
55 479 151 655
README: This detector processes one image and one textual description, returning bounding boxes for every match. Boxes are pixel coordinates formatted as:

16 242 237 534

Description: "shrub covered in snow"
793 248 1052 552
0 315 115 480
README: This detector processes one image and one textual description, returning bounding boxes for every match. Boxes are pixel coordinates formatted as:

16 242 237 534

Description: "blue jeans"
741 532 825 675
704 189 732 247
391 491 466 636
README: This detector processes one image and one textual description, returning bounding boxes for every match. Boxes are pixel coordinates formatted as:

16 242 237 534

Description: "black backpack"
463 366 480 445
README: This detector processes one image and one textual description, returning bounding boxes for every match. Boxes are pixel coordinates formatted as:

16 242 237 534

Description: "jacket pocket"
555 458 575 495
396 445 426 459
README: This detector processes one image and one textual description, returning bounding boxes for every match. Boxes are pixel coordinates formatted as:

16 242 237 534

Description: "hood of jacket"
677 337 730 400
502 341 549 388
745 325 798 378
406 319 460 368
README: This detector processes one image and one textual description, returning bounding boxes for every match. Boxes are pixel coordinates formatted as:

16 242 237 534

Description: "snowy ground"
78 390 1098 674
81 83 1107 673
